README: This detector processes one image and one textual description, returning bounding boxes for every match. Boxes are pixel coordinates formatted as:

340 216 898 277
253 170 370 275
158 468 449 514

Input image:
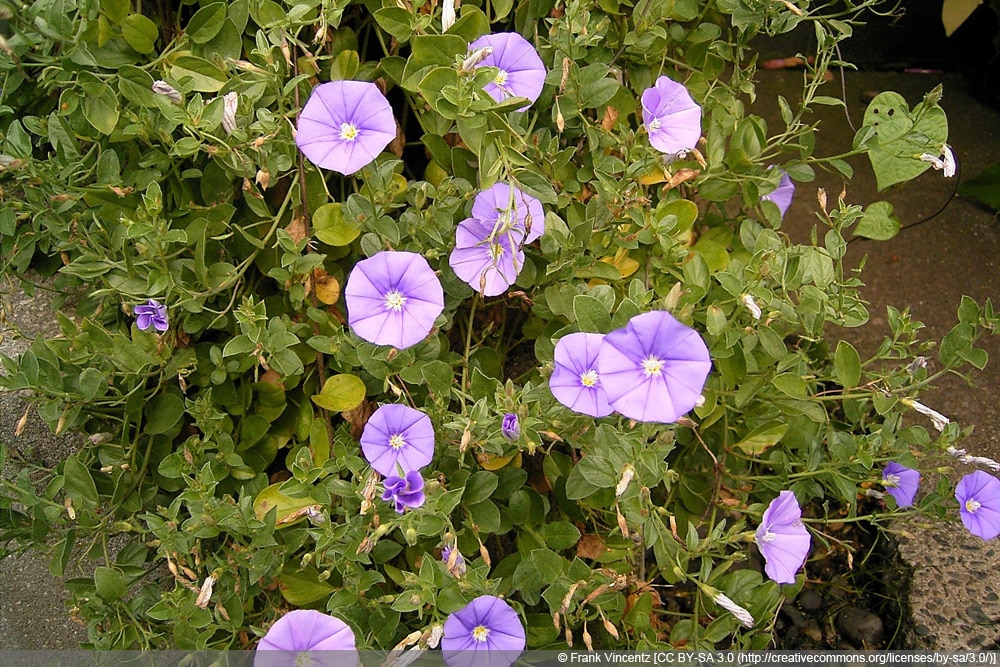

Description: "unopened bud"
221 92 238 135
152 80 182 104
459 46 493 74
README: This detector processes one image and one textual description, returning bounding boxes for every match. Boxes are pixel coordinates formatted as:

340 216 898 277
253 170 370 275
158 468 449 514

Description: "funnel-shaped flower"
360 403 435 476
344 251 444 349
467 33 546 110
255 609 356 656
296 80 396 175
756 491 811 585
598 311 711 423
449 217 523 297
641 75 702 155
442 595 525 662
472 182 545 244
549 332 613 418
956 471 1000 540
762 169 795 218
882 461 920 508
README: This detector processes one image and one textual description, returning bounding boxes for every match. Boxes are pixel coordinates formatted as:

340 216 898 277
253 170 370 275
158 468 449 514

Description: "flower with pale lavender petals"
755 490 811 585
882 461 920 508
442 595 525 667
344 251 444 350
255 609 356 659
466 33 546 110
549 332 614 418
761 168 795 218
382 470 425 513
296 80 397 176
360 404 435 476
641 75 702 156
441 545 467 577
902 398 950 432
221 91 238 135
135 299 168 332
152 80 182 104
956 471 1000 540
598 311 712 423
501 413 520 441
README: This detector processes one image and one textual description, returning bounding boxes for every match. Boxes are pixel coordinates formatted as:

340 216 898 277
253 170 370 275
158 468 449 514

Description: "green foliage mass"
0 0 995 651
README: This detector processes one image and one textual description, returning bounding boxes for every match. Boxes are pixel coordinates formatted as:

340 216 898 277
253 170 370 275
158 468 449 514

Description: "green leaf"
170 56 227 93
959 162 1000 211
94 566 128 602
373 8 414 42
421 360 454 397
834 340 861 389
253 483 318 523
144 393 185 434
861 91 948 190
538 521 581 549
573 294 612 333
278 566 335 605
772 373 808 398
464 471 499 504
312 374 366 412
410 35 467 70
102 0 129 23
81 79 120 135
733 423 787 455
63 455 99 509
313 203 360 246
447 7 489 41
121 14 158 54
186 3 227 43
854 201 899 240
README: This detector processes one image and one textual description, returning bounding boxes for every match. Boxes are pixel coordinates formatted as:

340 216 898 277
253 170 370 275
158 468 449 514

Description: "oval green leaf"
312 373 366 412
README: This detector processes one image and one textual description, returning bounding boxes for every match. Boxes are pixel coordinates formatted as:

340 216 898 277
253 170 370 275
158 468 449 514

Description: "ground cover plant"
2 0 999 652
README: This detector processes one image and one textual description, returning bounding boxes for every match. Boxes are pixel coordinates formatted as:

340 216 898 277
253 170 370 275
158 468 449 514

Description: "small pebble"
798 589 823 612
835 606 884 647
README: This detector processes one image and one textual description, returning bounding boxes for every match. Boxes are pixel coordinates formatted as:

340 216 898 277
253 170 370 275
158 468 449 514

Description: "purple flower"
295 80 397 176
597 311 711 423
641 75 702 156
442 545 467 577
255 609 356 656
756 491 811 585
472 182 545 244
501 413 520 441
382 470 425 513
761 169 795 218
882 461 920 508
549 332 613 418
467 33 546 110
134 299 168 332
360 403 435 476
956 471 1000 540
344 251 444 349
449 217 523 297
442 595 525 666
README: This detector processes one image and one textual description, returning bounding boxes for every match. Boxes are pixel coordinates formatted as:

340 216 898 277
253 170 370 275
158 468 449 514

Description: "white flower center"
340 122 359 141
966 499 982 513
494 70 508 86
641 356 663 377
761 529 777 543
384 289 407 312
580 369 599 387
472 625 490 642
885 474 900 487
389 434 406 450
648 117 661 131
294 652 315 667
